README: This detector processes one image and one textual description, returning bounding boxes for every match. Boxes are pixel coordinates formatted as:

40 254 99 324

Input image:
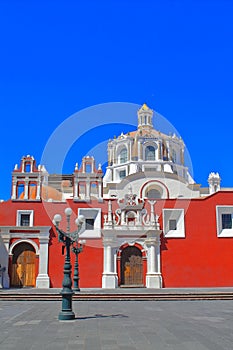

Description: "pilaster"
102 233 118 289
145 230 162 288
36 234 50 288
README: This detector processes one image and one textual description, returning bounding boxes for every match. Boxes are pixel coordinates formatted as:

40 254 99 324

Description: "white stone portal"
0 226 51 289
102 191 163 288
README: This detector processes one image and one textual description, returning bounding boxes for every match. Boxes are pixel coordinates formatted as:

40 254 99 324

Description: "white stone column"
36 178 41 200
156 242 161 274
98 180 103 202
149 244 156 273
106 245 112 273
1 235 10 288
74 177 78 199
102 234 118 288
11 177 17 200
138 140 142 161
36 235 50 288
113 250 117 274
86 180 90 201
181 147 184 165
167 141 171 161
113 145 116 165
24 178 29 200
145 232 162 288
121 211 126 225
128 141 132 162
158 140 162 160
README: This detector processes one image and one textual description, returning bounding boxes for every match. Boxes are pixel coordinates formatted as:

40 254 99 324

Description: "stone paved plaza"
0 300 233 350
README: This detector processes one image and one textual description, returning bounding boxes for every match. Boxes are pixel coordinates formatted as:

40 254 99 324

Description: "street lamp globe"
75 215 85 226
65 207 72 217
53 214 62 225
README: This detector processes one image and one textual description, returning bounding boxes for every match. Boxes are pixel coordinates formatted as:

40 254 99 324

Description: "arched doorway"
120 246 143 286
11 242 36 287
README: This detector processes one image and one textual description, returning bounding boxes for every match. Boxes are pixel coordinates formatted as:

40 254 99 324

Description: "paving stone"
1 300 233 349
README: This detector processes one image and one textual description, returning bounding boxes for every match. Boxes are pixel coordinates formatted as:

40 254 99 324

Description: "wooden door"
11 243 36 287
121 246 143 286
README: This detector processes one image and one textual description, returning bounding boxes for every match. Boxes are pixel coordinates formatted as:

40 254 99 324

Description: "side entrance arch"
120 245 144 287
11 242 36 287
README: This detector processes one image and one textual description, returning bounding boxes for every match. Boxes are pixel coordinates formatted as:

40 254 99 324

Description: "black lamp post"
53 208 85 321
72 240 85 292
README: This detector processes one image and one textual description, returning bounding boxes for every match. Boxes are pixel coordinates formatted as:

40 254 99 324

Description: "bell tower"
11 155 48 201
73 156 103 202
208 172 221 194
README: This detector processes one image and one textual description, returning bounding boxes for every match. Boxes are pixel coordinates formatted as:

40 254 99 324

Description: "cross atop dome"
140 103 150 110
137 103 153 130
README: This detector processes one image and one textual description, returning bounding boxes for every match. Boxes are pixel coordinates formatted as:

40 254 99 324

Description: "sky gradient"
0 0 232 200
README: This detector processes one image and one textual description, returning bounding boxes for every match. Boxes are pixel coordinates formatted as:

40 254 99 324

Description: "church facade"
0 104 233 289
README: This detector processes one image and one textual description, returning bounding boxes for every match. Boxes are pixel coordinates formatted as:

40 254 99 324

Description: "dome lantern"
137 103 153 130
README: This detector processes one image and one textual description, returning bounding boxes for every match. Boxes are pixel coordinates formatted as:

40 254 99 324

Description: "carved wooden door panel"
124 255 143 285
11 243 36 287
121 246 143 286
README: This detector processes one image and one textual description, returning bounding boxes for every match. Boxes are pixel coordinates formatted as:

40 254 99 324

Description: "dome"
41 185 63 201
19 185 63 201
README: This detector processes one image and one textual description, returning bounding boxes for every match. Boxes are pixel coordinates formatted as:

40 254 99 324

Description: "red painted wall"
160 192 233 287
40 200 105 288
1 192 233 288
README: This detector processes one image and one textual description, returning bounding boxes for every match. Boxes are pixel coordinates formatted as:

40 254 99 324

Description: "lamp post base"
58 311 75 320
59 290 75 320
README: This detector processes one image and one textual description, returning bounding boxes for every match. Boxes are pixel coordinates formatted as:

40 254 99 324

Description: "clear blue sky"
0 0 232 200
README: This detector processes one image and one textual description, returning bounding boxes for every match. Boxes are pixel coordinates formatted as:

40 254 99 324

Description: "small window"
119 170 126 179
172 149 177 163
163 208 185 238
119 148 127 164
146 189 161 199
222 214 232 229
17 210 34 227
20 214 30 226
86 218 95 230
145 146 155 161
216 206 233 237
78 208 101 238
169 219 177 230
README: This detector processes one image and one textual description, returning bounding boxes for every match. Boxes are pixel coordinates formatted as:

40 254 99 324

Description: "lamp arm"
69 229 83 242
55 217 84 242
55 226 68 243
72 245 83 254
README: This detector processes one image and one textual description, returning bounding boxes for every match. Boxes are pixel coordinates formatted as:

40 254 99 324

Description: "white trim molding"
9 239 39 256
162 208 185 238
216 206 233 237
78 208 101 238
16 210 34 227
